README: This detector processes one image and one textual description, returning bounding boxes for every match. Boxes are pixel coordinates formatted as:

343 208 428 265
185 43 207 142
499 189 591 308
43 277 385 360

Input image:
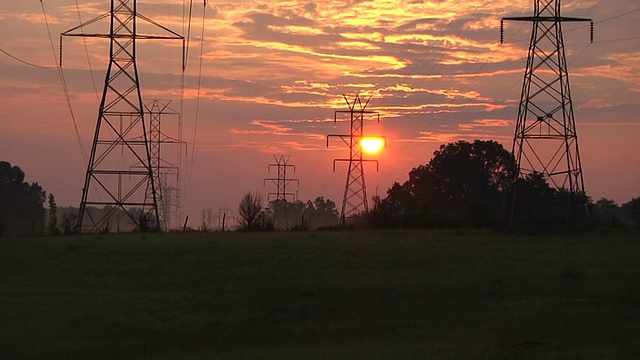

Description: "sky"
0 0 639 227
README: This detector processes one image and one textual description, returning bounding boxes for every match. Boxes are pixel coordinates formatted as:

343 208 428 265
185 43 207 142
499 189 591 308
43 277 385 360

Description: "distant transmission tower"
264 155 299 202
62 0 184 232
327 95 380 225
501 0 593 221
264 155 299 228
142 100 185 231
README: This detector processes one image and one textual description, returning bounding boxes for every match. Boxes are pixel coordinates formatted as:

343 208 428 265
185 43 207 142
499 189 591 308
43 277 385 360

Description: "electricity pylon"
62 0 184 233
264 155 299 202
501 0 593 222
264 155 299 229
142 100 185 231
327 95 380 225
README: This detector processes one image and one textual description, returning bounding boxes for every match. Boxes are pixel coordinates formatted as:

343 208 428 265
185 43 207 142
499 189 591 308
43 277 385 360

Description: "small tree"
61 214 77 235
48 194 61 236
266 199 305 230
303 197 339 229
238 191 264 230
137 214 148 233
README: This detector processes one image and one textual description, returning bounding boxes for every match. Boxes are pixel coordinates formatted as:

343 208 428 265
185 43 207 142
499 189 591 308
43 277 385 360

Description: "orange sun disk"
361 137 384 154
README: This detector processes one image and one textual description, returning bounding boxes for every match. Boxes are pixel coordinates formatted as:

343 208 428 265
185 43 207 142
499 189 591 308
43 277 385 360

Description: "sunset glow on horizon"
1 0 639 220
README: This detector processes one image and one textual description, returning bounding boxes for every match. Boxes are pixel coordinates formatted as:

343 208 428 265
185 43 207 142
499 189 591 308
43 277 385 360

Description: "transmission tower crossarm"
502 16 592 22
62 33 183 40
327 134 352 147
264 178 277 186
61 11 183 40
501 13 594 44
334 110 378 115
333 110 378 123
60 4 185 67
333 159 379 172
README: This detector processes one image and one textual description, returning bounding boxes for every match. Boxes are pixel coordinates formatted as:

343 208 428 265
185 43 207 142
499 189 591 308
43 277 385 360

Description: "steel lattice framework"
264 155 299 202
501 0 592 219
264 155 299 229
142 100 184 231
327 95 380 225
62 0 183 233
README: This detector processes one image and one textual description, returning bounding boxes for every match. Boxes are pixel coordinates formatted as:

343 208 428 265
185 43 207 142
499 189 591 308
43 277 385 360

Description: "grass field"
1 230 638 359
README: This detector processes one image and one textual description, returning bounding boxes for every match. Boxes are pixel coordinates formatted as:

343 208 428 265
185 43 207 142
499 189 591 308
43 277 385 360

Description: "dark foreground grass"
1 230 638 359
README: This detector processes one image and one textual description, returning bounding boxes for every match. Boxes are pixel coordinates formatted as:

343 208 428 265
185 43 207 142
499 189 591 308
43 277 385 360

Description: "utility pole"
62 0 184 233
264 155 299 228
501 0 593 223
327 95 380 226
218 207 230 232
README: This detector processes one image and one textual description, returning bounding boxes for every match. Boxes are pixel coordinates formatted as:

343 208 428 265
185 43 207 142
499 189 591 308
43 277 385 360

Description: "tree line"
0 161 147 236
238 140 640 232
0 161 46 236
362 140 640 232
3 140 640 236
237 192 340 231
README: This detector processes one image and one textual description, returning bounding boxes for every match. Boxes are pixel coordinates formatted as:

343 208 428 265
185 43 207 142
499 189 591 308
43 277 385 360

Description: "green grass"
1 230 638 359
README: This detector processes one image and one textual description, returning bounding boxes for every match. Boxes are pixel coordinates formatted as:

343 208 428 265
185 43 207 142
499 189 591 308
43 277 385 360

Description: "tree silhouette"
238 191 264 230
0 161 46 235
407 140 512 215
48 194 61 236
622 198 640 227
303 197 339 229
266 199 305 230
380 140 512 228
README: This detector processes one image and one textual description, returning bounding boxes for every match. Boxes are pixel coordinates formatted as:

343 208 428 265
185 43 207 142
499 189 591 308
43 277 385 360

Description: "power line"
0 46 54 69
39 0 88 164
570 6 639 32
597 7 640 24
414 6 481 90
188 1 207 177
392 2 614 164
596 35 640 43
453 2 632 99
73 0 100 102
178 0 190 228
585 0 603 16
185 0 194 70
384 6 492 158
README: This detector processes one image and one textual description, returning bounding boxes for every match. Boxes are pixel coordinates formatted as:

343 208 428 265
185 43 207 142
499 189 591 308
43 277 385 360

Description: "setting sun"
361 137 385 154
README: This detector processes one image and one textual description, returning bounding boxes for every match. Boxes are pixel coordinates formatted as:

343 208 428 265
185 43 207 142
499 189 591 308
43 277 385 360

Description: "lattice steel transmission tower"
264 155 299 202
62 0 183 233
327 95 380 225
142 100 185 231
264 155 299 229
501 0 593 220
